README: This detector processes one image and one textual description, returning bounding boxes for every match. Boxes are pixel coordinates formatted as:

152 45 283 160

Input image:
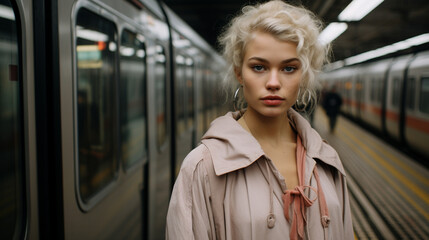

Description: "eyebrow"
247 57 300 64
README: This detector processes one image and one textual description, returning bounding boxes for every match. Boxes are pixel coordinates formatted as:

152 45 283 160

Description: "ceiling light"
344 33 429 65
404 33 429 47
318 22 348 45
338 0 384 21
120 47 135 57
0 4 15 20
76 26 109 42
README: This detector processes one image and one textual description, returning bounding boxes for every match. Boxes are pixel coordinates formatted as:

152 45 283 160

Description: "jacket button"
267 214 276 228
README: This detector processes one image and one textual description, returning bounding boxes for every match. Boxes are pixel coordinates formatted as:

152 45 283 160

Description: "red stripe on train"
406 116 429 134
343 98 429 134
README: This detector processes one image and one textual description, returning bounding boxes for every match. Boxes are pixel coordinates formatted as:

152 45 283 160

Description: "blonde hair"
218 0 330 112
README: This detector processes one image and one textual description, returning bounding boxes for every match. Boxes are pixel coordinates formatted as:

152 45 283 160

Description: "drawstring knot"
263 135 330 239
283 185 317 239
282 135 330 240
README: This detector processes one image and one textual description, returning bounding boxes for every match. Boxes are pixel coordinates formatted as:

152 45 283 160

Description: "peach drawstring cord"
282 136 330 240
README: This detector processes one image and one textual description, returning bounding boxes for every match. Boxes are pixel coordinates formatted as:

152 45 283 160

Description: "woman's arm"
341 175 354 239
166 145 214 240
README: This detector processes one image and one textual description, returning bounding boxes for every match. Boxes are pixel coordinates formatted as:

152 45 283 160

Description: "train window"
0 0 25 238
186 58 194 129
371 78 382 104
119 30 147 170
356 79 363 104
377 79 383 104
391 77 401 108
406 78 415 110
175 54 186 136
75 9 118 202
155 45 167 148
419 77 429 114
204 70 211 110
370 79 376 103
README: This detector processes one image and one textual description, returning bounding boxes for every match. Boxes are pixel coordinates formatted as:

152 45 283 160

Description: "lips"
261 95 284 100
261 95 285 106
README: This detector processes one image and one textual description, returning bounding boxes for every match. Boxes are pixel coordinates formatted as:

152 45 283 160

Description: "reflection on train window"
204 70 211 110
175 54 186 136
392 77 401 108
76 9 118 202
406 78 415 110
419 77 429 114
155 45 167 148
0 1 24 238
186 58 194 129
356 79 363 104
377 79 383 103
119 30 147 169
372 78 382 104
370 78 376 103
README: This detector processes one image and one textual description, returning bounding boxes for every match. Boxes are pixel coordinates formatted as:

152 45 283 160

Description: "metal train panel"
2 0 40 239
359 59 392 130
322 51 429 161
385 54 414 140
58 1 150 239
405 50 429 158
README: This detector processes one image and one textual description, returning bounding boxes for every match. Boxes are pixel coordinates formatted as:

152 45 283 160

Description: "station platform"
312 108 429 239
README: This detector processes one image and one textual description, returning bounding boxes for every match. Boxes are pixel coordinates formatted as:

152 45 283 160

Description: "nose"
266 71 281 90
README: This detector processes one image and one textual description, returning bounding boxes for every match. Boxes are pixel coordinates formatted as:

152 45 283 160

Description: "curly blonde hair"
218 0 330 112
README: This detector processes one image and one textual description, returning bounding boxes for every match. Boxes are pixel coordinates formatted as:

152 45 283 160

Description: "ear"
234 66 243 84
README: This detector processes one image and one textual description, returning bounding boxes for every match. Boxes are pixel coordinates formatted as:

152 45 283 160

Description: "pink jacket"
166 109 354 239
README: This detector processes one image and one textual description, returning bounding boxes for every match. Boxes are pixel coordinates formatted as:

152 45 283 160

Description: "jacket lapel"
201 110 346 177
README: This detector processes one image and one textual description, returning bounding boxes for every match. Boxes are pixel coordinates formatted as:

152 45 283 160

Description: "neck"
239 108 296 145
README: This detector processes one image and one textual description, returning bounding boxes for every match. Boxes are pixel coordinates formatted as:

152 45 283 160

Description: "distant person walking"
322 86 342 132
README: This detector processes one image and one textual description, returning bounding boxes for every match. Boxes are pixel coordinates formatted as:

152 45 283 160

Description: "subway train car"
321 50 429 162
0 0 226 239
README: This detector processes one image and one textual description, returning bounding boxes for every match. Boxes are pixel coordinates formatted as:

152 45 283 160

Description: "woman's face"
236 31 302 118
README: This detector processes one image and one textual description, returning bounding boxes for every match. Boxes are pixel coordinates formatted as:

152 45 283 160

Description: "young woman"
166 1 354 239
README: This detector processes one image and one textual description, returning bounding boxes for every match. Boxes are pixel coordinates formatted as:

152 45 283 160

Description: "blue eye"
283 66 296 73
252 65 265 72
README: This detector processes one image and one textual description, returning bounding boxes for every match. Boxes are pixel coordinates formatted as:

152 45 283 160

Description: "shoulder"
169 144 212 208
317 140 346 176
179 144 210 177
298 122 346 176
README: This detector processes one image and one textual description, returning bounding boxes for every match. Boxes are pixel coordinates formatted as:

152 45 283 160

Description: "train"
320 50 429 162
0 0 226 239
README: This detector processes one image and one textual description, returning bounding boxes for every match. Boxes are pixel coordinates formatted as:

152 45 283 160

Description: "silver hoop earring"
233 85 242 112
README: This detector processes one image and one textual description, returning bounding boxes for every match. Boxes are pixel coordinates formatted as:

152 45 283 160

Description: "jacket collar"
201 109 346 176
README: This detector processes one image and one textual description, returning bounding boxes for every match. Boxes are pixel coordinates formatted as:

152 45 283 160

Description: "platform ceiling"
163 0 429 62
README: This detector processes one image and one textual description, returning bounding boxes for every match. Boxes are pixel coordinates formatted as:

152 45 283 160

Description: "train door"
0 0 39 239
173 50 195 177
204 66 216 130
118 27 149 238
384 54 414 140
355 77 364 119
341 76 351 115
144 18 172 240
362 59 392 129
195 56 206 141
186 57 196 147
404 51 429 158
349 69 360 118
56 1 158 239
147 40 171 240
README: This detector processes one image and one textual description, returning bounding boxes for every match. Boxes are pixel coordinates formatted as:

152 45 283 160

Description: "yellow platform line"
340 119 429 187
337 128 429 221
340 125 429 204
